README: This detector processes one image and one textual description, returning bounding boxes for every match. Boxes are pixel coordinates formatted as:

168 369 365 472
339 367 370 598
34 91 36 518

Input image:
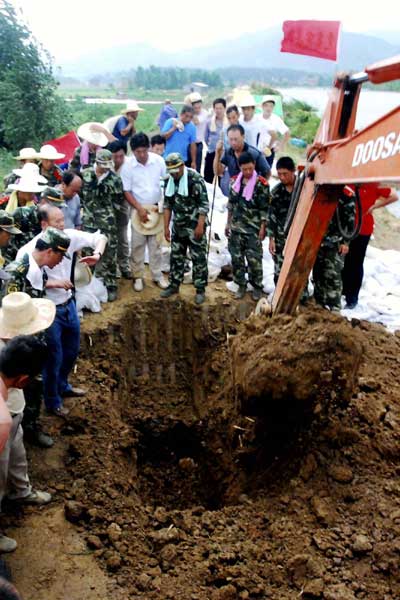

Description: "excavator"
272 55 400 315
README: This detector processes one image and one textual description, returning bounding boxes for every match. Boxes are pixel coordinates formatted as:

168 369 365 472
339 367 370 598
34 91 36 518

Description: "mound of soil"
6 287 400 599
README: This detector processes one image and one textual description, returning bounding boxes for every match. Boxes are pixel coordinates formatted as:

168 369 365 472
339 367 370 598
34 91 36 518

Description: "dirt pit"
5 287 400 599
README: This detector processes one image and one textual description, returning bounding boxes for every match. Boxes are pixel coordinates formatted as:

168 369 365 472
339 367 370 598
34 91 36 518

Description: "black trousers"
204 151 215 184
185 142 203 173
342 234 371 304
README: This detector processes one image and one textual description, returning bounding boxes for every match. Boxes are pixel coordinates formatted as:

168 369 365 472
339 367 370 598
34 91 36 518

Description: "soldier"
4 227 70 298
81 149 123 301
312 195 355 311
36 145 65 186
267 156 296 284
161 153 209 305
225 152 269 301
1 165 47 263
0 212 22 270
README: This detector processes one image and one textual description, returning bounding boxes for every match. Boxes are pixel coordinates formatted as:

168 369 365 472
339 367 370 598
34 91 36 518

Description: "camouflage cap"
0 210 22 235
38 226 71 258
40 186 67 208
95 149 114 169
165 153 184 173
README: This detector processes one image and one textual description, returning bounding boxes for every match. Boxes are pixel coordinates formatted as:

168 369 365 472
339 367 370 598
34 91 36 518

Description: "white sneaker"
153 278 168 290
16 489 52 505
0 534 17 553
134 278 144 292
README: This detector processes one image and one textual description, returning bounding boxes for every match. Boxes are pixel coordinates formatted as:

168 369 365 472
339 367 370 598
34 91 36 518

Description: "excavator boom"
272 55 400 315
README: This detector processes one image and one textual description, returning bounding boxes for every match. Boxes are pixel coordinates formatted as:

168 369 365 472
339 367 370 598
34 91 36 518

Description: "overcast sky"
11 0 398 62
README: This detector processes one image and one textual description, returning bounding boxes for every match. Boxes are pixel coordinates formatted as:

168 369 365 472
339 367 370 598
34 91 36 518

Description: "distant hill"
60 28 400 79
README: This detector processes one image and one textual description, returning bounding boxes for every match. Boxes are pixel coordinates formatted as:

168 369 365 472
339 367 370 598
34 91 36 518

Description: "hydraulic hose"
335 186 362 242
284 170 305 236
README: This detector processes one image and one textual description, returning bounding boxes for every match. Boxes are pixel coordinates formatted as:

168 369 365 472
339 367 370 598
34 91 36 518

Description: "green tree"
0 1 70 151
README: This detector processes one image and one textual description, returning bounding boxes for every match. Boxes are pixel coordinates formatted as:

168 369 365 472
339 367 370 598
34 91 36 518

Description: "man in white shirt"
239 95 263 148
120 132 168 292
261 95 291 164
188 92 209 173
17 206 107 418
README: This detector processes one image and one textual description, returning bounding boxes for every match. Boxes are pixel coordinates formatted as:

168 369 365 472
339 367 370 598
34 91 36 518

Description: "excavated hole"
135 419 230 510
82 299 360 512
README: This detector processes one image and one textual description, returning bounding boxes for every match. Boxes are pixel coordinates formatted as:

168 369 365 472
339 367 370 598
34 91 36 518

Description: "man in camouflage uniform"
0 212 22 268
226 151 269 301
0 212 22 295
312 195 355 311
81 149 124 301
267 156 296 284
4 227 70 298
37 145 64 186
69 145 97 174
161 153 209 305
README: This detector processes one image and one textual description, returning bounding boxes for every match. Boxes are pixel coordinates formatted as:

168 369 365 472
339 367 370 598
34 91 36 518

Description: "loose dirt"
4 279 400 600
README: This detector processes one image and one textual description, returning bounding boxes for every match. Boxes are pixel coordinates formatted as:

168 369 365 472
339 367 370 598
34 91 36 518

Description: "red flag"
281 20 341 61
43 131 80 164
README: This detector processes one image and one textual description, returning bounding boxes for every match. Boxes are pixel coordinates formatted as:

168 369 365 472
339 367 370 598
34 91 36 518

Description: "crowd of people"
0 92 397 590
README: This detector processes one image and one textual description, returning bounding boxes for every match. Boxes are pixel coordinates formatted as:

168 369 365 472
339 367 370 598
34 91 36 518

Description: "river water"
280 87 400 130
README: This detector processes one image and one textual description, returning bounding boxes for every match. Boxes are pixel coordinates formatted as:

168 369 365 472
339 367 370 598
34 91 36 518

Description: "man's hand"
224 224 231 238
269 237 276 256
164 228 171 242
46 279 74 290
79 254 101 267
138 207 149 223
194 222 205 240
216 140 224 156
339 244 349 255
259 223 266 241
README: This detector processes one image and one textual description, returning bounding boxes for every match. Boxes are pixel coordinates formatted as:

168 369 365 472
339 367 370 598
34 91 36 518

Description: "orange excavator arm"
272 55 400 315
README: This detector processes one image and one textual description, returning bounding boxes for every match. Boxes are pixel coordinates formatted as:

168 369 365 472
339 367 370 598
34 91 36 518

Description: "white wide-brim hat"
9 178 47 193
74 261 92 288
121 101 144 114
0 292 55 339
189 92 202 103
13 147 38 161
12 162 47 183
261 95 276 105
239 94 257 108
77 122 108 147
37 144 65 160
131 205 164 236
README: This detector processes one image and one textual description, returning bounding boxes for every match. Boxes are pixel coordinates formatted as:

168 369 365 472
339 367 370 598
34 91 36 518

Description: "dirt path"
6 506 115 600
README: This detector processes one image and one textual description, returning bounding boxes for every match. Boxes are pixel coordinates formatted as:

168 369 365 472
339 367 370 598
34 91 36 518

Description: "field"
0 86 309 191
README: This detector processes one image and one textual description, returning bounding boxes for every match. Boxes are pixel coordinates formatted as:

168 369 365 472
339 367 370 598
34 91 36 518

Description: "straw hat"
0 292 55 339
121 101 144 115
74 261 92 288
239 94 256 108
77 122 108 147
13 148 38 161
131 205 164 236
37 144 65 160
